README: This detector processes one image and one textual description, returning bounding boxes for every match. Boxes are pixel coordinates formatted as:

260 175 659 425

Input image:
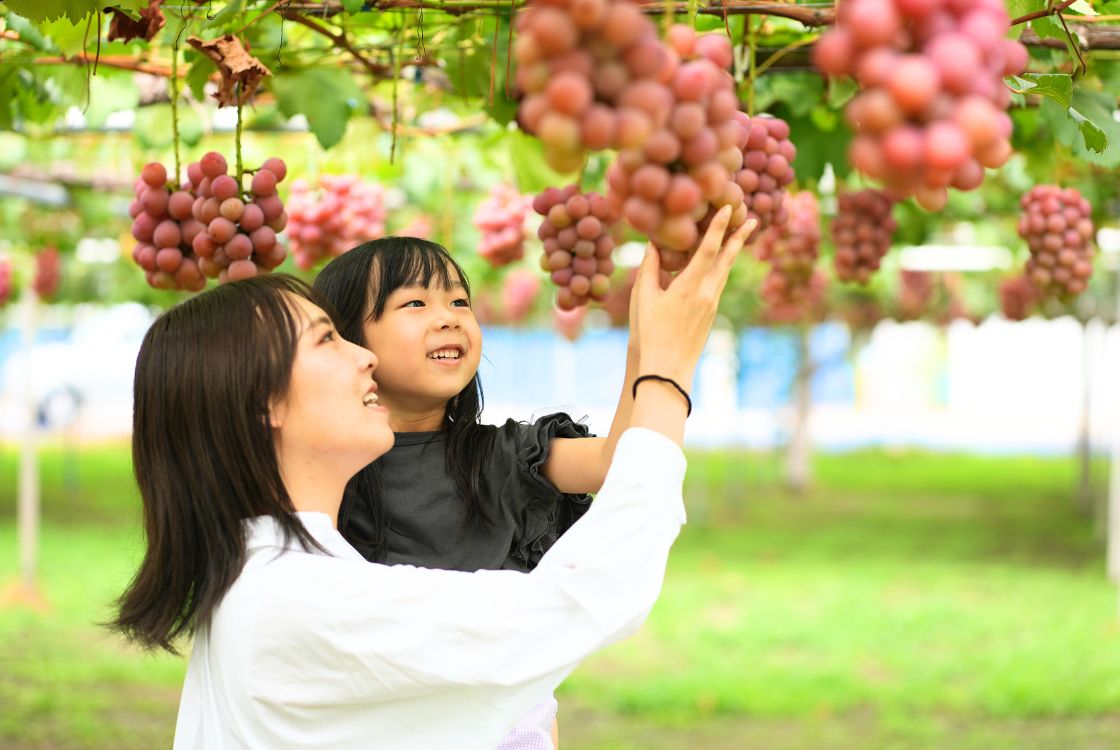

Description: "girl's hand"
634 207 756 390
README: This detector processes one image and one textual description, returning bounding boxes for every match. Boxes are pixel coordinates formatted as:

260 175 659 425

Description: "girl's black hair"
114 275 334 653
313 237 494 561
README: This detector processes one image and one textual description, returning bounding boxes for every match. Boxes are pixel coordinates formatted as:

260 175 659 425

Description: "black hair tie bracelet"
632 375 692 417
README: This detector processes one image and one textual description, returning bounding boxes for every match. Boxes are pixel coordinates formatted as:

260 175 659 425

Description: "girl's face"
272 294 394 470
361 266 483 418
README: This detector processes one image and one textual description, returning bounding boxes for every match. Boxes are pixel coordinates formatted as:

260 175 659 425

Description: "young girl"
312 236 634 747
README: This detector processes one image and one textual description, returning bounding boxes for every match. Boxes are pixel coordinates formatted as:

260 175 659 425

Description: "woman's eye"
321 330 335 343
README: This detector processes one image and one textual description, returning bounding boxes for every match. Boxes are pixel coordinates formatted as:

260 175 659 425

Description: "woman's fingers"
637 243 663 298
681 206 732 280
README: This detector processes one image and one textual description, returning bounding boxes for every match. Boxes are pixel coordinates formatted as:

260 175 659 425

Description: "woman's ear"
267 397 287 431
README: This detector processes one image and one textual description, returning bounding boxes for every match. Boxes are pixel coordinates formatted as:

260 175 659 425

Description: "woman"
114 208 753 749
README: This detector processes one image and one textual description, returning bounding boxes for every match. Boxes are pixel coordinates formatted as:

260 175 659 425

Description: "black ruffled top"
350 412 594 573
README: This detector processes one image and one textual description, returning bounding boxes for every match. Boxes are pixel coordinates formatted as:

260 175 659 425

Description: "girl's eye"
452 298 471 308
403 300 425 308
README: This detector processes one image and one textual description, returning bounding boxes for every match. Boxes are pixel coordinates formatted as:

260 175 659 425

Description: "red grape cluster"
514 0 671 172
286 175 387 270
897 269 935 320
813 0 1026 210
32 248 61 299
500 269 542 325
398 214 435 240
131 154 288 289
187 153 288 283
756 191 822 319
534 185 617 309
474 184 532 268
0 256 12 306
1017 184 1094 300
831 189 897 284
604 27 760 271
999 274 1036 321
734 113 797 241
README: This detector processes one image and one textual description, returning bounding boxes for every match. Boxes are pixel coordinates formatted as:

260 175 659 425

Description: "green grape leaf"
185 56 217 103
272 68 364 150
3 0 99 23
1067 106 1107 154
1010 72 1072 108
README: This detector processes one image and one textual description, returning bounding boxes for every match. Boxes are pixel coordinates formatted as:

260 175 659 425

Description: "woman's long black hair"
314 237 495 561
114 275 335 653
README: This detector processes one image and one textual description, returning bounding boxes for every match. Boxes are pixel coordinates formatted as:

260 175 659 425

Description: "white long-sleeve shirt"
173 428 686 749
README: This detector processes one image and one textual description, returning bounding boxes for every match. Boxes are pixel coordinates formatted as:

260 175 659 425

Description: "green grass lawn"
1 442 1118 749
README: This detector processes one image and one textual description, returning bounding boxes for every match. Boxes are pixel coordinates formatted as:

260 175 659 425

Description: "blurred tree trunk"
786 325 812 494
1077 319 1095 519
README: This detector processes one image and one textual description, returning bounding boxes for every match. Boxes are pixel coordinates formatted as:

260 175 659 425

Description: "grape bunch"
514 0 671 171
130 162 208 291
534 185 618 309
1016 184 1094 300
756 191 822 320
500 269 542 325
286 175 388 270
0 256 13 306
734 113 797 242
187 152 289 283
32 248 61 299
473 184 533 268
831 189 897 284
813 0 1027 210
999 274 1036 321
897 269 935 321
604 27 759 271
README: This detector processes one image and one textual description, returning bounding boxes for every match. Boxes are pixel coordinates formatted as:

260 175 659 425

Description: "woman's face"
361 265 483 416
272 294 394 470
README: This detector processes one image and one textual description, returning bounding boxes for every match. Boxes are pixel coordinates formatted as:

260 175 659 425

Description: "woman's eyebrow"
301 315 333 335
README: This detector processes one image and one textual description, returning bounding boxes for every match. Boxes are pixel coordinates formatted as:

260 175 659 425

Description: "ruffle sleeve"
493 412 595 570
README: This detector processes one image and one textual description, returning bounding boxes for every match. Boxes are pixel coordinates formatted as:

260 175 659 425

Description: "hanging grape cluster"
32 248 61 299
131 153 288 289
831 189 897 284
813 0 1027 209
1017 184 1094 300
999 274 1036 321
604 27 765 271
756 191 824 322
897 269 936 321
473 184 533 268
534 185 617 309
514 0 672 172
0 256 11 306
500 269 542 324
286 175 388 270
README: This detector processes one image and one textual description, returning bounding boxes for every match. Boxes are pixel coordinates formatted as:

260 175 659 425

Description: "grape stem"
235 84 244 192
1011 0 1078 27
170 44 182 185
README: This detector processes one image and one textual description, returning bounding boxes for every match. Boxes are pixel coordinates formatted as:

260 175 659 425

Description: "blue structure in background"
479 324 856 413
